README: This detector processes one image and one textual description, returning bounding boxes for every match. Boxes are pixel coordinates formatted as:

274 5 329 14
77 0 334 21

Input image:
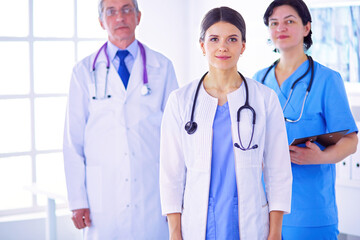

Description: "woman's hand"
268 210 284 240
289 132 358 165
167 213 182 240
289 141 324 165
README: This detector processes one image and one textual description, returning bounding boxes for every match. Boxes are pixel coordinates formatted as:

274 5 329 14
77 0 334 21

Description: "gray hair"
98 0 139 19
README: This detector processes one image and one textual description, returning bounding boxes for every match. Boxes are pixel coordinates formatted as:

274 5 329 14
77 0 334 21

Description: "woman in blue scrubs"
253 0 359 239
160 6 292 240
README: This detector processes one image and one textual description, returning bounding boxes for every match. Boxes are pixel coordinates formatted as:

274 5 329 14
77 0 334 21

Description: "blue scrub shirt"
206 102 240 240
253 59 358 228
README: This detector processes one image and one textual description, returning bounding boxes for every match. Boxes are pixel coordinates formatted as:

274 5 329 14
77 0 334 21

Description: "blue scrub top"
253 59 358 227
206 102 240 239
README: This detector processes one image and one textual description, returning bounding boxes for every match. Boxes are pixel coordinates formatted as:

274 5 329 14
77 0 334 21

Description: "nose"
277 22 287 32
218 41 228 52
115 12 125 21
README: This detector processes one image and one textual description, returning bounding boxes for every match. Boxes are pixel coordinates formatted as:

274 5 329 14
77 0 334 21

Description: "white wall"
136 0 190 86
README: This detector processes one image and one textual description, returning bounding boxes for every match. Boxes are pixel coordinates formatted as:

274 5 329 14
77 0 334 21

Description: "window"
0 0 106 216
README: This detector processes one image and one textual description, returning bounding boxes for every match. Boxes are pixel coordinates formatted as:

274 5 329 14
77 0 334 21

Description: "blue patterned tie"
116 50 130 89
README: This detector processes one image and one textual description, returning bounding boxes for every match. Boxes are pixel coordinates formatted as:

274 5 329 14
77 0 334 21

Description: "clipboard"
290 129 349 147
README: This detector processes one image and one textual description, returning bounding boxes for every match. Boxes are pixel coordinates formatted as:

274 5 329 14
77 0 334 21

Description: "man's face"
99 0 141 46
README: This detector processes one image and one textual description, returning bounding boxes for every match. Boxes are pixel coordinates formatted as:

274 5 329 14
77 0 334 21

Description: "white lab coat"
63 41 178 239
160 78 292 240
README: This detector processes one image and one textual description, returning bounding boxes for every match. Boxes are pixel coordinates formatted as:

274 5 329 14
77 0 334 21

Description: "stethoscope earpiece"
185 121 197 135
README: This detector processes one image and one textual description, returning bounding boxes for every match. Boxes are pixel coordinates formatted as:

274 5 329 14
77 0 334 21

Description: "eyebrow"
269 14 297 21
105 4 131 9
207 34 240 38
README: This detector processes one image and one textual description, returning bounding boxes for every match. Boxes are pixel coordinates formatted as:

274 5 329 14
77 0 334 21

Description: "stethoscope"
91 41 151 100
261 55 314 123
185 72 258 151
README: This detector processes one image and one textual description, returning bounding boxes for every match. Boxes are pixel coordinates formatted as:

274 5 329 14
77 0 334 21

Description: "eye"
122 6 134 15
269 22 278 27
229 38 238 42
286 20 294 24
105 8 117 17
209 37 218 42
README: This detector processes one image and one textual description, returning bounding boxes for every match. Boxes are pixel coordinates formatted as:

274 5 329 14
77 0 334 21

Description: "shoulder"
169 80 199 102
245 77 280 111
142 43 173 67
246 77 275 97
253 67 271 82
313 60 343 83
73 51 98 73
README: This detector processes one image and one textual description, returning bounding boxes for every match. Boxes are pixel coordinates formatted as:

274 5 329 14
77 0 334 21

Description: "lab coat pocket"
86 166 102 213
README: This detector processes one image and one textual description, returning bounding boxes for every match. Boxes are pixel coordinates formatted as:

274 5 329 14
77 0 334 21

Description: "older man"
63 0 178 238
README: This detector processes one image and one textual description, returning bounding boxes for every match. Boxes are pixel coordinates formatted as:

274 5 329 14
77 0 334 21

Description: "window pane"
35 97 67 150
78 41 106 61
36 153 67 206
78 0 107 38
0 156 32 210
0 1 28 37
34 41 74 94
0 42 30 95
33 0 74 37
0 99 31 154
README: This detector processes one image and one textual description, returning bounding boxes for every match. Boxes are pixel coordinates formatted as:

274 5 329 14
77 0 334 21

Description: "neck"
204 67 242 92
109 36 136 50
278 48 308 73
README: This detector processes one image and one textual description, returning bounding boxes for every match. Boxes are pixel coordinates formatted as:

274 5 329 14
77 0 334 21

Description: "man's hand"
72 208 91 229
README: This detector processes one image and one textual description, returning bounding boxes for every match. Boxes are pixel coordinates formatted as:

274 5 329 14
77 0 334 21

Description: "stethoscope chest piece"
141 84 151 96
185 121 197 135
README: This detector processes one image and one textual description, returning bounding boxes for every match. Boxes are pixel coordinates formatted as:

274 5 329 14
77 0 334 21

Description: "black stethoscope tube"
185 72 258 151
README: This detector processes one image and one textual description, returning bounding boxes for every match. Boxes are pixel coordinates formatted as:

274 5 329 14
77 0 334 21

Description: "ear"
200 40 205 55
99 17 105 30
136 11 142 26
240 42 246 55
303 22 311 37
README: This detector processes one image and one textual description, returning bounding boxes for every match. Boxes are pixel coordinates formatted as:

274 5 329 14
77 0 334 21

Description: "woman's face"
268 5 310 52
200 21 245 71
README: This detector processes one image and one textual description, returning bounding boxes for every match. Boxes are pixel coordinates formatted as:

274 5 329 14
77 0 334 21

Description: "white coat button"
126 204 130 208
124 152 128 156
134 178 137 182
125 178 128 182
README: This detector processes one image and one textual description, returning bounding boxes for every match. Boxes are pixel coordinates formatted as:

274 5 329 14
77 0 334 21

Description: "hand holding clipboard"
290 129 349 147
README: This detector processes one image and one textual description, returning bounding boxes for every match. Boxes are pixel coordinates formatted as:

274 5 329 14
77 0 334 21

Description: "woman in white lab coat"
159 7 292 240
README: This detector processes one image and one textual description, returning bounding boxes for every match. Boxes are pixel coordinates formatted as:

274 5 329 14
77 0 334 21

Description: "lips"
114 24 129 30
278 35 289 39
216 56 231 60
